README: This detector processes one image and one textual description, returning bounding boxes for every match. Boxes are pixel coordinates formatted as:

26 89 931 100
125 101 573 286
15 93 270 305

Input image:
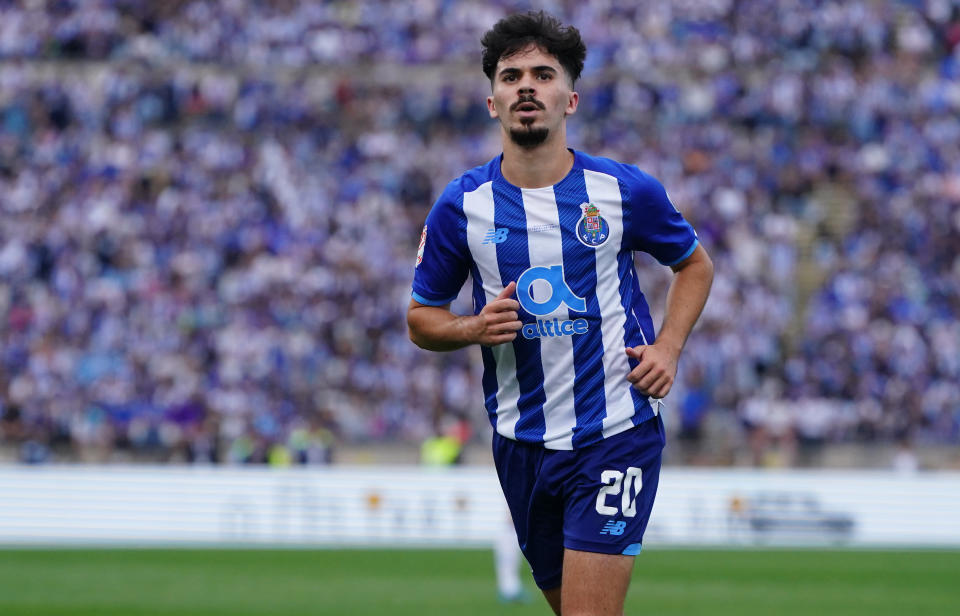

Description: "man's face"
487 44 579 149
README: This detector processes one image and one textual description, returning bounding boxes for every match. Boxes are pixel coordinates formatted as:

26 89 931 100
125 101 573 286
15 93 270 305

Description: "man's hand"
625 343 679 399
407 282 522 351
472 281 522 346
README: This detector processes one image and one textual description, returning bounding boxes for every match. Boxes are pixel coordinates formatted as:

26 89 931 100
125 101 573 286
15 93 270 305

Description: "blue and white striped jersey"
412 150 698 450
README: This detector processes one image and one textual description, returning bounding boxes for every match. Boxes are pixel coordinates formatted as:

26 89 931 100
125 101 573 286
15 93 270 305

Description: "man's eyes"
502 72 553 82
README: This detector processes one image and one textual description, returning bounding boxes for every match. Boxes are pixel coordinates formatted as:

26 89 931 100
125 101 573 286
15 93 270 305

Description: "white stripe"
489 343 520 437
521 186 576 450
583 170 640 438
463 182 520 440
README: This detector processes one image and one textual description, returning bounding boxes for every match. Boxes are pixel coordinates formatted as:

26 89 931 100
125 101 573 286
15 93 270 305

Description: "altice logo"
515 265 589 340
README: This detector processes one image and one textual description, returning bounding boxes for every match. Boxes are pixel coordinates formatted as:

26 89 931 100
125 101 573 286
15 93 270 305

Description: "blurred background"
1 0 959 472
1 4 960 614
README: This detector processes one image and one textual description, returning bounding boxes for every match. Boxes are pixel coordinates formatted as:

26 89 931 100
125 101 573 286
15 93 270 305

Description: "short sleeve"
411 184 470 305
622 167 698 266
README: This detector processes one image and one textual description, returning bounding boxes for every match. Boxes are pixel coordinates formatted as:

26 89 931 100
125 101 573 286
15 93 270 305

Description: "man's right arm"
407 282 521 351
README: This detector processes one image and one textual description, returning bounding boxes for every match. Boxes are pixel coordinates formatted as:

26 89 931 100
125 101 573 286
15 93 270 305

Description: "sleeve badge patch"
415 224 428 266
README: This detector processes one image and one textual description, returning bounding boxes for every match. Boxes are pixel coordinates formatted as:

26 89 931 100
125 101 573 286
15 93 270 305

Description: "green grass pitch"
0 548 957 615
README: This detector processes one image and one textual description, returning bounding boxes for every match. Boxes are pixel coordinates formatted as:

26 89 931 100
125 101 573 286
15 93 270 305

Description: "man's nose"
518 85 535 96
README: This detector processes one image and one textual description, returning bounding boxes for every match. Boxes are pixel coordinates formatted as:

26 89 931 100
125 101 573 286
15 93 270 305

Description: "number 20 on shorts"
595 467 642 517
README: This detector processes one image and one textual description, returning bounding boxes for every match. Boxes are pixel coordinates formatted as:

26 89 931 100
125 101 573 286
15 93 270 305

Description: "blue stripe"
459 197 503 426
493 180 546 442
617 253 649 419
618 178 655 424
554 170 608 448
661 238 698 266
471 264 500 426
411 291 456 306
480 346 499 429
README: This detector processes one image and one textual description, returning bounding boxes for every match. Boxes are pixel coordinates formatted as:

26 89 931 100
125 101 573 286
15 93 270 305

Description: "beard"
508 123 549 148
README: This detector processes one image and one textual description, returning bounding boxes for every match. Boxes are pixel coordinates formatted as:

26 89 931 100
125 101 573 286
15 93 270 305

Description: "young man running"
408 11 714 615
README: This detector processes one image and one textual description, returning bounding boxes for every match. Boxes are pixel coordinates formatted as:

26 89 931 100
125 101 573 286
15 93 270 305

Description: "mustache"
510 96 545 111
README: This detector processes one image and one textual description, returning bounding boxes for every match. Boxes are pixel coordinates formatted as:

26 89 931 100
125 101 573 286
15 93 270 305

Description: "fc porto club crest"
576 202 609 247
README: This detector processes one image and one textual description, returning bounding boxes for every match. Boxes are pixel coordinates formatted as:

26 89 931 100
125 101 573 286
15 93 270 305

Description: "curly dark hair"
481 11 587 86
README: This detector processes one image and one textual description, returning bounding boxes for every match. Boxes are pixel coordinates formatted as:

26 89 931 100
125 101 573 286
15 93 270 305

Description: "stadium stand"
1 0 958 466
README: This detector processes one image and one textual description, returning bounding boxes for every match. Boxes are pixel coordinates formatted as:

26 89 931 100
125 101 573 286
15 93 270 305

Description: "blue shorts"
493 415 665 590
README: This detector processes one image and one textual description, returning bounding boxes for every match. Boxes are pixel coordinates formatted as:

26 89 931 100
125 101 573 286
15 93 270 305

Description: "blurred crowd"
1 0 959 466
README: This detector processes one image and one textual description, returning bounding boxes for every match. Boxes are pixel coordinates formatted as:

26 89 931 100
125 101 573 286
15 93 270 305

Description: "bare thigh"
558 548 635 616
541 586 562 616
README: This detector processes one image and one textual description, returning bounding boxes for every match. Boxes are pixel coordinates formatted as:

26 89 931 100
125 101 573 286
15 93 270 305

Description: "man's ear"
565 91 579 117
487 95 499 119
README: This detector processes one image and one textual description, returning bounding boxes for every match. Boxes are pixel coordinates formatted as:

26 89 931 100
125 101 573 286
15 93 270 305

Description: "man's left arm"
626 243 713 398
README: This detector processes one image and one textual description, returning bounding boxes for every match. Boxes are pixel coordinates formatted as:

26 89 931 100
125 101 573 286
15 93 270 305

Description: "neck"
499 129 574 189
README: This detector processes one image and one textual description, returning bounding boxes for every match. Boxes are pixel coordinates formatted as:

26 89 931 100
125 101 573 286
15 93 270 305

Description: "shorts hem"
532 571 563 591
564 538 642 555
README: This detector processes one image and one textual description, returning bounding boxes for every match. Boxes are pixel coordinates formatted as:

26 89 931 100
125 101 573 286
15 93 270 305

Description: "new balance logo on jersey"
600 521 627 536
482 228 509 244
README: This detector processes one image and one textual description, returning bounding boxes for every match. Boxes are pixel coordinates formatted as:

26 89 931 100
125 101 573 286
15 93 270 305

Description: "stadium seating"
1 0 958 465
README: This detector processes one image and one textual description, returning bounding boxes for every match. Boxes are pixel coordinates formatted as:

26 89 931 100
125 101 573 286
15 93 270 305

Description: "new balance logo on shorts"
482 228 509 244
600 520 627 536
